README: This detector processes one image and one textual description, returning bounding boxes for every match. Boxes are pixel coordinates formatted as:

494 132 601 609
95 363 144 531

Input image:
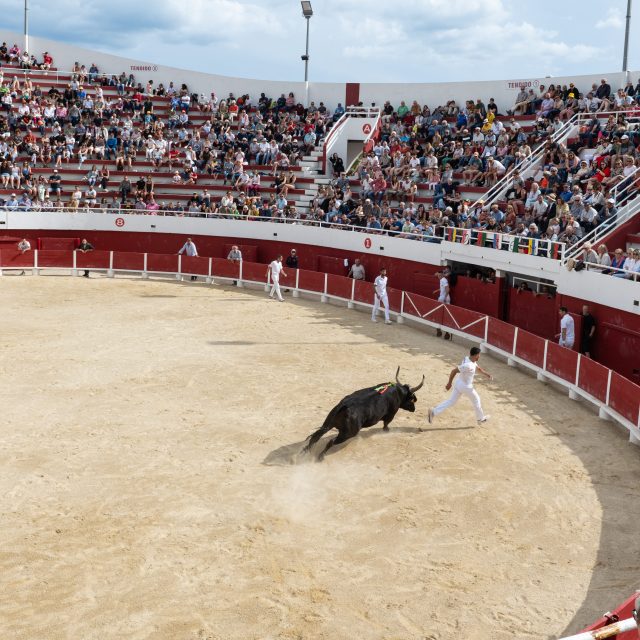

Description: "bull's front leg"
382 409 398 432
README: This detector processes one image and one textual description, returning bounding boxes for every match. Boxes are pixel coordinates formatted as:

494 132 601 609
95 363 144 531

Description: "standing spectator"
371 267 391 324
581 305 596 358
348 258 366 280
77 237 94 278
17 237 30 275
285 248 299 270
178 237 199 281
227 244 242 286
434 269 451 340
557 307 575 349
267 254 287 301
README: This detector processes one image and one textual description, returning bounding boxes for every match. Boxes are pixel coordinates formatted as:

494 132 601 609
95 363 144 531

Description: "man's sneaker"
427 408 434 424
478 415 490 424
384 320 392 325
371 318 377 323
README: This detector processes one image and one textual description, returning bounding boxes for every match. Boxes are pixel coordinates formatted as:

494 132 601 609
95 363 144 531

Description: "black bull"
301 367 425 460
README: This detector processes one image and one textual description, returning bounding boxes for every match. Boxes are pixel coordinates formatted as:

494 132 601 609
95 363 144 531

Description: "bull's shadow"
262 425 425 466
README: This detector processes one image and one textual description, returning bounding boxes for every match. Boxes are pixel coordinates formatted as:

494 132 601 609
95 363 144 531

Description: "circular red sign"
115 217 125 227
364 237 372 249
362 123 372 134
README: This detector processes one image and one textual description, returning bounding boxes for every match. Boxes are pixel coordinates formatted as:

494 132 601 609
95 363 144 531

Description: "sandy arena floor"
1 275 639 640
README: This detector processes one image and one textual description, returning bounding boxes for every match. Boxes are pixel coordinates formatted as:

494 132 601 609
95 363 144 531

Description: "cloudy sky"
0 0 637 82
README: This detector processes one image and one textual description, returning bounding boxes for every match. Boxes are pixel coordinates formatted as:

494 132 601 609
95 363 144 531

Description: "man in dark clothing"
78 238 94 278
581 304 596 358
284 249 298 292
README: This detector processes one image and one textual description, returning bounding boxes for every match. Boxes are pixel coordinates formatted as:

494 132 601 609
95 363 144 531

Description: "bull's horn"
395 366 402 384
410 375 425 394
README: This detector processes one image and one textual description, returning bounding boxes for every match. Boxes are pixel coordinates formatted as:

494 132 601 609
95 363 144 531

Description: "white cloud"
596 7 624 29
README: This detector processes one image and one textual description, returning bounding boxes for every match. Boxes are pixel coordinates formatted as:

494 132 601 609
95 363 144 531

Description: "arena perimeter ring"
2 275 640 640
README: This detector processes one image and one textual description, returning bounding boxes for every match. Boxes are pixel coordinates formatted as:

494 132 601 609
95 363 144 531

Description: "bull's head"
395 366 425 412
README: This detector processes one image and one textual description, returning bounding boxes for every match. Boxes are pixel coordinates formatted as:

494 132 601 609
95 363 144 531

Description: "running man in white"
372 267 392 324
267 254 287 301
428 347 492 425
556 306 575 349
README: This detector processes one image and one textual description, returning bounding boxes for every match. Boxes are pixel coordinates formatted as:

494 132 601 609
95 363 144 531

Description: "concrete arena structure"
1 30 640 639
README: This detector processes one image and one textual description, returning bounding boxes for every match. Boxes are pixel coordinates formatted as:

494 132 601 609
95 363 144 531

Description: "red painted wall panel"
345 82 360 107
326 274 352 300
441 304 486 339
545 342 579 384
147 253 179 274
387 287 402 313
0 249 35 268
577 357 610 403
184 256 211 276
38 250 73 268
297 269 325 293
76 250 111 270
113 252 145 271
242 261 267 284
403 292 443 324
354 279 373 305
507 288 558 340
608 372 640 425
515 329 546 369
451 276 501 318
487 318 516 353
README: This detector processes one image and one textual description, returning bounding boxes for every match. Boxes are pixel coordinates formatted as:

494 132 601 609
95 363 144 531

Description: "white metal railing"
558 616 637 640
581 259 640 280
563 185 640 263
440 225 566 260
480 109 640 210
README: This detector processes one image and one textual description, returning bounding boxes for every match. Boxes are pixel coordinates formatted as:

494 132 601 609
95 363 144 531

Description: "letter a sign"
362 123 372 134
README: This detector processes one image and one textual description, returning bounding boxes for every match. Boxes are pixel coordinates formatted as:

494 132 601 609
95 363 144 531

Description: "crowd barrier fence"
2 248 639 443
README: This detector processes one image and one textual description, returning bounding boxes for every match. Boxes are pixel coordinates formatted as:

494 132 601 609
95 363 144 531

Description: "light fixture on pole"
24 0 29 54
622 0 633 77
300 1 313 106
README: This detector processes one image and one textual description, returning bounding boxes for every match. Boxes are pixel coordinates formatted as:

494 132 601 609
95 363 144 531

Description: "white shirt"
560 314 575 345
179 241 198 257
374 275 388 297
269 260 283 280
457 357 477 388
439 277 449 299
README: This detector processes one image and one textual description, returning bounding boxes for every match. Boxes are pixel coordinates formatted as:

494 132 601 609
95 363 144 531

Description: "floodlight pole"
24 0 29 54
622 0 632 77
304 15 310 106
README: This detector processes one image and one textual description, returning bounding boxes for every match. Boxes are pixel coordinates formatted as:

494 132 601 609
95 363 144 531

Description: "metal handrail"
581 259 640 280
479 108 640 209
562 183 640 263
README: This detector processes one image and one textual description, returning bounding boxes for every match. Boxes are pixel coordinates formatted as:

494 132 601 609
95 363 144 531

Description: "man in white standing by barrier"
428 347 492 425
178 237 199 281
267 255 287 302
372 267 392 324
557 306 575 349
434 269 452 340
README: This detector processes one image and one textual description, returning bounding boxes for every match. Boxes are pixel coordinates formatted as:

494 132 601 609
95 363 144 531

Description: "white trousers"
269 277 283 301
559 338 574 349
438 294 451 304
372 293 390 321
433 384 485 421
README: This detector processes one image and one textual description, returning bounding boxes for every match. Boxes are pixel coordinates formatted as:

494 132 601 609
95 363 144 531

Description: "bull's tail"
301 410 339 454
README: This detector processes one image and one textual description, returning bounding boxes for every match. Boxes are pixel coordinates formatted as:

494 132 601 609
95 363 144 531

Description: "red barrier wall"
38 237 79 250
326 274 352 300
37 250 73 268
147 253 179 273
387 287 403 313
184 256 211 276
0 249 35 268
577 357 610 403
297 269 325 293
608 372 640 425
242 261 267 284
507 288 558 340
486 318 516 353
353 279 373 305
545 342 579 384
441 304 486 339
113 252 145 271
452 276 502 318
515 329 546 369
582 593 638 638
403 292 444 324
76 250 111 270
